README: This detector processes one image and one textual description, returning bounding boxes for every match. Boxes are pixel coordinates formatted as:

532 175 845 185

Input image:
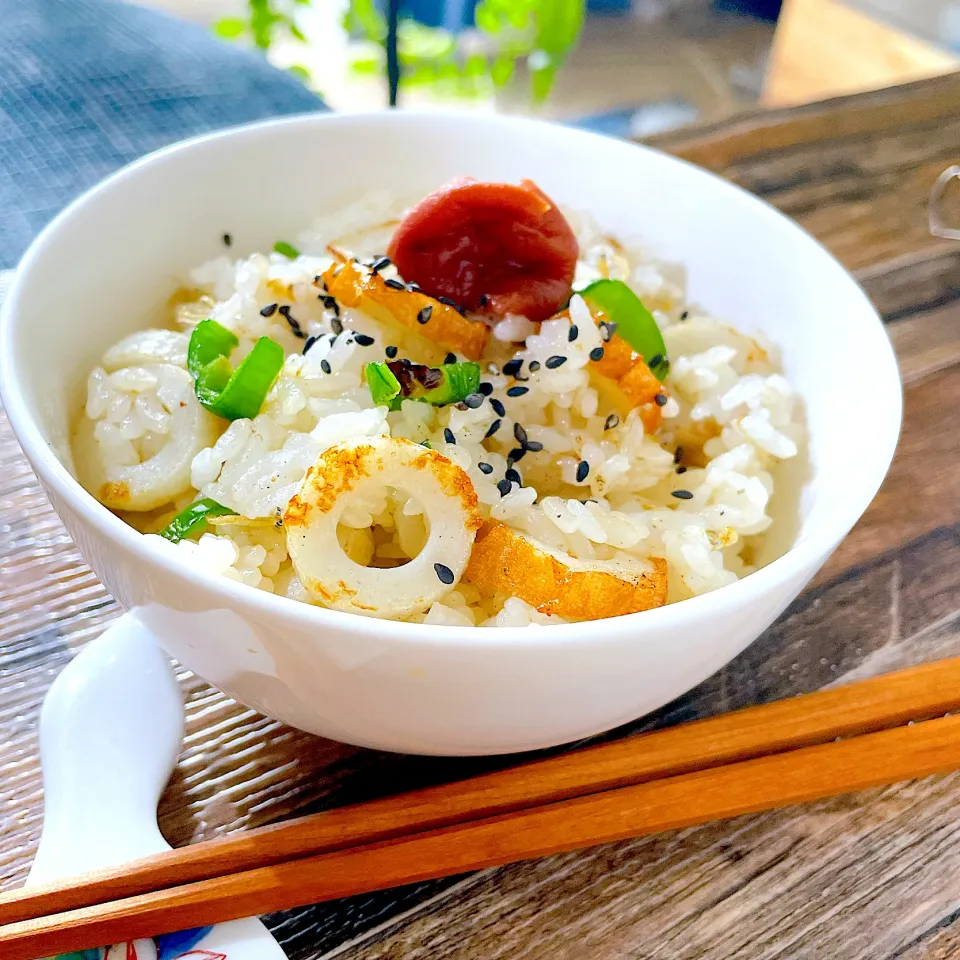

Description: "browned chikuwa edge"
5 71 960 960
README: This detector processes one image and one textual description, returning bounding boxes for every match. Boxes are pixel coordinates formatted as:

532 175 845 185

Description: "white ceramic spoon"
26 610 288 960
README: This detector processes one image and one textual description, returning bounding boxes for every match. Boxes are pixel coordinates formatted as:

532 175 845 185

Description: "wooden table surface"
763 0 959 108
4 72 960 960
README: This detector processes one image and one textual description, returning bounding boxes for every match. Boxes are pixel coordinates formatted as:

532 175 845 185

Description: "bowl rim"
0 108 903 649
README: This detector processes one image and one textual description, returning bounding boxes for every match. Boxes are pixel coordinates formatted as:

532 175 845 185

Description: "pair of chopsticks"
8 657 960 958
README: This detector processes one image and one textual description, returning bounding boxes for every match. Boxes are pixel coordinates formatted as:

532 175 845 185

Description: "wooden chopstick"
9 710 960 959
6 655 960 931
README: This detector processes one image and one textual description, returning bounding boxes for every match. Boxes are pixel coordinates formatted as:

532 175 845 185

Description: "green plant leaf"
530 59 557 102
529 0 585 101
475 2 502 33
464 53 487 78
350 55 382 75
345 0 386 40
214 16 245 38
534 0 585 57
490 54 515 87
288 22 307 42
398 21 455 60
287 63 311 81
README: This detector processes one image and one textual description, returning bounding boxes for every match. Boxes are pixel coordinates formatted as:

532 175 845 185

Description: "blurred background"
3 0 960 270
128 0 960 136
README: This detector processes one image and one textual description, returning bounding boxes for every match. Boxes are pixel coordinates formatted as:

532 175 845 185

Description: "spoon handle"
28 611 287 959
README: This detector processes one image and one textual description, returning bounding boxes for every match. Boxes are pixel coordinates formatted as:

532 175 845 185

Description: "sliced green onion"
273 240 300 259
187 320 285 420
159 497 235 543
365 361 403 409
188 318 238 379
577 279 669 380
208 337 285 420
194 354 233 409
440 361 481 403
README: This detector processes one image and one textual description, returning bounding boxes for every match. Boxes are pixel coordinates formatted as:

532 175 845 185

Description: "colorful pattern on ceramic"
55 926 217 960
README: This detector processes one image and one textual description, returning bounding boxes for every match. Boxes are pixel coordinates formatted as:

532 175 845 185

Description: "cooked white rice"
73 192 804 627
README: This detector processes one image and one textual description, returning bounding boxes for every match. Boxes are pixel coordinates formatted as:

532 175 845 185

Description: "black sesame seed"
671 489 694 500
478 294 489 307
490 398 506 417
353 333 374 347
384 278 406 291
444 352 456 365
302 336 319 355
478 381 494 396
508 447 526 463
485 418 502 438
283 313 306 338
674 445 684 464
576 460 590 483
443 427 456 445
545 355 567 369
417 305 433 325
676 465 688 474
385 345 399 359
320 358 332 374
568 325 579 342
506 386 529 397
503 358 523 378
463 392 484 409
434 562 455 585
604 413 619 430
513 422 528 446
654 393 668 407
329 317 343 336
525 440 543 452
370 255 391 274
599 321 618 342
505 468 522 484
528 360 541 372
648 354 664 369
260 303 278 317
478 462 494 475
320 295 340 315
590 346 605 362
222 233 233 247
497 478 512 497
680 310 689 321
437 296 466 315
407 282 422 293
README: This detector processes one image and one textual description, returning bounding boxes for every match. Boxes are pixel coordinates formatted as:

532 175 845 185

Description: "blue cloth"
0 0 325 269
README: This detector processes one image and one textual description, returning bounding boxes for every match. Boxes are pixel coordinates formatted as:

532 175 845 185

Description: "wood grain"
763 0 957 108
4 73 960 960
13 713 960 960
12 653 960 933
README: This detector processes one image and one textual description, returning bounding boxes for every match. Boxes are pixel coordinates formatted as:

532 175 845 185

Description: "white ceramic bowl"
0 111 901 755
